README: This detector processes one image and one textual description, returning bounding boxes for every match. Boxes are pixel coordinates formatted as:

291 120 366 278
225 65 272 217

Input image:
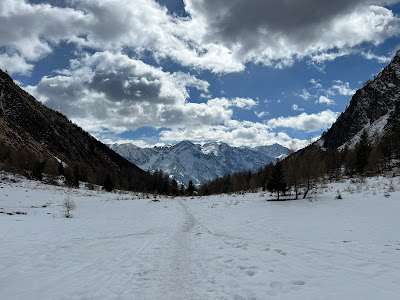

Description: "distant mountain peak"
109 142 289 185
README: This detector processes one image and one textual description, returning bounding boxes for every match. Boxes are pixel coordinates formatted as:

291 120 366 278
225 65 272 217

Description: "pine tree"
356 130 370 174
180 184 186 196
103 173 114 192
31 160 46 181
58 162 64 176
267 161 287 200
171 179 179 196
72 165 80 187
188 180 194 196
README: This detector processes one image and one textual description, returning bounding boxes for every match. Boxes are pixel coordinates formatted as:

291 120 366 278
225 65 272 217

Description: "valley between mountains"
109 141 289 186
1 11 400 300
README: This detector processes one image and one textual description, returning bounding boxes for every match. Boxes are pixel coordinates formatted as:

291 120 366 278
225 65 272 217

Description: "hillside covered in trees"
0 69 185 195
200 127 400 197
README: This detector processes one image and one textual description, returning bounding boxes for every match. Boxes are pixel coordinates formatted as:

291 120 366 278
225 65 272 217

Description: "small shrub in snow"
388 181 395 193
345 185 355 194
335 190 342 200
86 183 95 190
63 197 76 218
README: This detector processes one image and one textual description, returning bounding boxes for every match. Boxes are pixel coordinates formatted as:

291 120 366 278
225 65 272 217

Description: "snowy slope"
1 173 400 299
252 143 290 158
109 141 288 185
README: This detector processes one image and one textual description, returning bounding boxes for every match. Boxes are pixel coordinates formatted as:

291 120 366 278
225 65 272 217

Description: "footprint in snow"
292 280 306 286
269 282 283 289
235 242 248 249
275 249 287 256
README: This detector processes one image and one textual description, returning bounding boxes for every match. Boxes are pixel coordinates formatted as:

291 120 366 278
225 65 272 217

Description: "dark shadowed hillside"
0 69 156 191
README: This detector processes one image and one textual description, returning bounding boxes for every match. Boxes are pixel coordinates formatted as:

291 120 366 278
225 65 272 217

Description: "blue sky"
1 0 400 149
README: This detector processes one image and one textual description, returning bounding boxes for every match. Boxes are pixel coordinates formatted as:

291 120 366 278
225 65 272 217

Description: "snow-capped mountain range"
109 141 289 185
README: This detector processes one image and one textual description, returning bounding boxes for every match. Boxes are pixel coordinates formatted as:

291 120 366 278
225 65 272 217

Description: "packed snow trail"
159 199 241 299
159 199 201 299
160 199 261 299
1 175 400 299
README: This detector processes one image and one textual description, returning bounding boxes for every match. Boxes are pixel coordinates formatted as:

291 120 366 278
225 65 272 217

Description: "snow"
200 141 223 156
1 173 400 299
338 113 391 150
109 142 287 186
54 156 68 168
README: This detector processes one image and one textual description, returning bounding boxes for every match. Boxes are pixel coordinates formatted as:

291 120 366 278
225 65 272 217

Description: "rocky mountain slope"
109 141 289 185
0 69 151 189
321 49 400 149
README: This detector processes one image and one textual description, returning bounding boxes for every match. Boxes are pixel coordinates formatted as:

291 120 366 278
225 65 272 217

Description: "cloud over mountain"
1 0 399 148
267 110 338 131
1 0 399 74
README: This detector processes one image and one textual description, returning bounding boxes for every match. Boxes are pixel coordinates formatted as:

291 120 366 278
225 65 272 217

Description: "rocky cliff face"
322 49 400 149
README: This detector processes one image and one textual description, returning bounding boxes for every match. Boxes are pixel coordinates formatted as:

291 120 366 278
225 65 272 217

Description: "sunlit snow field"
1 173 400 299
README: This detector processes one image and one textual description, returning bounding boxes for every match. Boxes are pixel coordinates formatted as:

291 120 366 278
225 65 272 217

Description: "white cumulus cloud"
0 53 33 75
292 104 305 111
25 51 230 133
316 96 335 105
267 110 338 131
232 97 258 109
331 80 357 96
159 120 303 148
1 0 399 74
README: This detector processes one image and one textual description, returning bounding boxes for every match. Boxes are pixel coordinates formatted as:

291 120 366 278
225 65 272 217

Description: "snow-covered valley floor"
1 174 400 299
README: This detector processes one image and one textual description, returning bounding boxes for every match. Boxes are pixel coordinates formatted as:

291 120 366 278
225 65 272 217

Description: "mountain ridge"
321 49 400 150
109 141 289 185
0 69 154 191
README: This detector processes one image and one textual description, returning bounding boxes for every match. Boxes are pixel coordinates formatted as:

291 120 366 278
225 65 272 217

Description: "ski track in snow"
160 199 199 299
1 175 400 299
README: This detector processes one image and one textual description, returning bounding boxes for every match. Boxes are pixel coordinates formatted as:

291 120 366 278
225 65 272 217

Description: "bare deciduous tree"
63 197 76 218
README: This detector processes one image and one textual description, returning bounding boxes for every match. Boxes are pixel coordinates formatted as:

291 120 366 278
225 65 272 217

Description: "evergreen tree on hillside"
356 130 370 174
64 166 79 188
267 161 287 200
103 173 114 192
171 179 179 196
58 162 64 176
188 180 194 196
180 184 186 196
31 160 46 181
